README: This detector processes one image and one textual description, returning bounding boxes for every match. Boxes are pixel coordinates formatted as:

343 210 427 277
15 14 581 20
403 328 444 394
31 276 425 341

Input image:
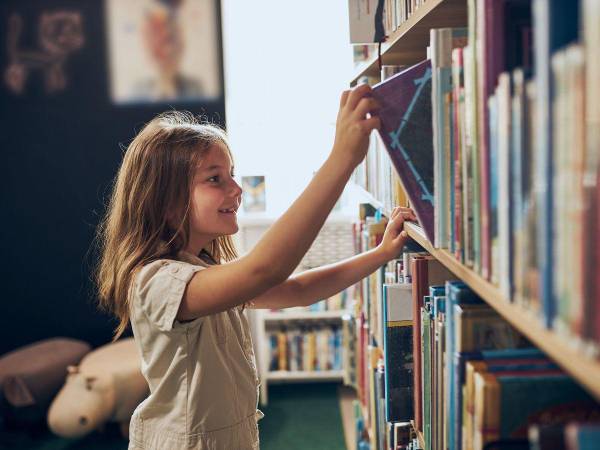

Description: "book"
582 0 600 347
533 0 580 329
371 59 435 242
445 281 481 450
382 283 413 422
430 27 468 249
347 0 385 44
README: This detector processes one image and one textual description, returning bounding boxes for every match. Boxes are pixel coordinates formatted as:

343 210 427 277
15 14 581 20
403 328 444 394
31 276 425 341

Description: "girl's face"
186 143 242 252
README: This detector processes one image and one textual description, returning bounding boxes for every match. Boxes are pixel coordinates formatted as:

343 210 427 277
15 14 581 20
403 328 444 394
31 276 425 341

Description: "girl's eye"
208 176 220 183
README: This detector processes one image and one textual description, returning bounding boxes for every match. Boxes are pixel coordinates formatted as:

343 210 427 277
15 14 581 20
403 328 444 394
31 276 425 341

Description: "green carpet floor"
0 382 346 450
259 382 347 450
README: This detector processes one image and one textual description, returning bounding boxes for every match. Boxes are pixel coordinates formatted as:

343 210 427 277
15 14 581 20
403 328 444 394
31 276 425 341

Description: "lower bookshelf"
253 308 349 405
404 221 600 401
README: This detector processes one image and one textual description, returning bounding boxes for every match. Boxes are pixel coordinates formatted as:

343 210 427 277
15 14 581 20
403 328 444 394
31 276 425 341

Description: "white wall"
221 1 355 218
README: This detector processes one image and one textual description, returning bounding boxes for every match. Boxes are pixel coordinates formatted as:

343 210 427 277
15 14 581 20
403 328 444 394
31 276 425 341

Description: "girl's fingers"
346 83 372 111
340 90 350 108
361 116 381 132
354 97 380 120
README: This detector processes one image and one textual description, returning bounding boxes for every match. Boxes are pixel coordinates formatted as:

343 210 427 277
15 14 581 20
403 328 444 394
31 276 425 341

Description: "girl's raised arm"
177 84 380 320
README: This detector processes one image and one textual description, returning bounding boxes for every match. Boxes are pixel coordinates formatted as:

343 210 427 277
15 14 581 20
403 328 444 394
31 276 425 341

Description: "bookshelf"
348 0 600 448
404 221 600 400
350 0 467 86
238 217 356 406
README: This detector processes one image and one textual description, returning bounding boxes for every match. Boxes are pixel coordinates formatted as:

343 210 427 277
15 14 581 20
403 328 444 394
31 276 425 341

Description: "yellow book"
473 372 500 450
464 360 488 450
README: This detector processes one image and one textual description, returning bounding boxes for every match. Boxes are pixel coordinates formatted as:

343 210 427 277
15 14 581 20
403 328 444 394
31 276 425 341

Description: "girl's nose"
230 179 243 197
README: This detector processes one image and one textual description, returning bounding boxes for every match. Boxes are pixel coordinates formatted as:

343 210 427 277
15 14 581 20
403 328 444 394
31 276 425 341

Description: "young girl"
96 83 416 450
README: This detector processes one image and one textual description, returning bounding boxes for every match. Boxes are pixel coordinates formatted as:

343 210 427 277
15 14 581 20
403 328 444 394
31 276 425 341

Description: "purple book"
372 59 435 242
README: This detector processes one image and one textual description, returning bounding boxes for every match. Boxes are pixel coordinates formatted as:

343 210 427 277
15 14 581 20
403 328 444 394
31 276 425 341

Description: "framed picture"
242 176 266 213
105 0 222 104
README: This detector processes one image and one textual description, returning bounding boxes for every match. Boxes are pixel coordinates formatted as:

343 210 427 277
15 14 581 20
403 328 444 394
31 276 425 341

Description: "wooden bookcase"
349 0 600 442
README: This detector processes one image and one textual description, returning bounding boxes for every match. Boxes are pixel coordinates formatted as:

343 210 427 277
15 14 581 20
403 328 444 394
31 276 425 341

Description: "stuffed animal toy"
0 337 91 429
47 337 148 439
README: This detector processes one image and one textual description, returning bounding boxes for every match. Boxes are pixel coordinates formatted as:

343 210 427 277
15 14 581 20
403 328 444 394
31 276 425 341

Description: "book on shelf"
533 0 581 330
382 283 413 422
347 0 384 44
430 27 468 250
371 59 435 242
345 0 600 448
267 325 343 373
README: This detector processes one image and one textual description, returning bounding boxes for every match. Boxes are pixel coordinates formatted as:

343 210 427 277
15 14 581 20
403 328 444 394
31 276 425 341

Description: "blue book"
533 0 580 328
444 281 481 450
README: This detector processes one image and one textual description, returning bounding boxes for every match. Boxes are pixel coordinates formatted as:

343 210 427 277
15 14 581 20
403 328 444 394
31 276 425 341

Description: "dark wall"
0 0 226 355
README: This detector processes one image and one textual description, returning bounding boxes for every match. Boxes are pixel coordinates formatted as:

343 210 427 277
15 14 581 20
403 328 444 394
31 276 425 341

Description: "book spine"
533 0 580 329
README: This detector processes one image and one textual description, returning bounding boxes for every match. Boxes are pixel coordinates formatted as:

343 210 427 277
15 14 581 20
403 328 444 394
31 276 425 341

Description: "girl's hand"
331 84 381 169
378 207 418 260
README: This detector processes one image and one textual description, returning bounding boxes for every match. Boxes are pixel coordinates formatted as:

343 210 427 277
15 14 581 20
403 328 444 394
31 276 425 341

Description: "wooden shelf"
404 221 600 401
267 370 345 382
350 0 467 86
263 310 349 322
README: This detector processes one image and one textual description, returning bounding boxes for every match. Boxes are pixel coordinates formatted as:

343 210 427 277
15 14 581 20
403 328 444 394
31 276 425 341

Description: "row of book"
267 325 343 372
349 208 600 450
352 0 600 352
414 255 600 450
428 0 600 350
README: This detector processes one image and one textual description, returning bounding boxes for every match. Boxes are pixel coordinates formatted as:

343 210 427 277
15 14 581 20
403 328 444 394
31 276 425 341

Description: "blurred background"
0 0 353 353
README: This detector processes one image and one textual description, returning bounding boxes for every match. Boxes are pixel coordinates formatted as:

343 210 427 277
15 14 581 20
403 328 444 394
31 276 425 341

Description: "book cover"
371 59 435 242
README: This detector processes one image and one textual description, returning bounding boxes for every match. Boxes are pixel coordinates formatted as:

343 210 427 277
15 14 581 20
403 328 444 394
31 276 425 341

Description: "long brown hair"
95 111 238 340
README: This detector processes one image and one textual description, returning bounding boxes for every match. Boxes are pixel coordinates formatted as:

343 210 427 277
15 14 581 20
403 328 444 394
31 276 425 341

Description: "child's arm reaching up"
177 84 381 320
247 207 417 310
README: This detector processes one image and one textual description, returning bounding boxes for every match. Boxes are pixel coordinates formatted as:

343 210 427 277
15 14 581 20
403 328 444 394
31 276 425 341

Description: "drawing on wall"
105 0 222 104
242 176 266 213
4 12 85 95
